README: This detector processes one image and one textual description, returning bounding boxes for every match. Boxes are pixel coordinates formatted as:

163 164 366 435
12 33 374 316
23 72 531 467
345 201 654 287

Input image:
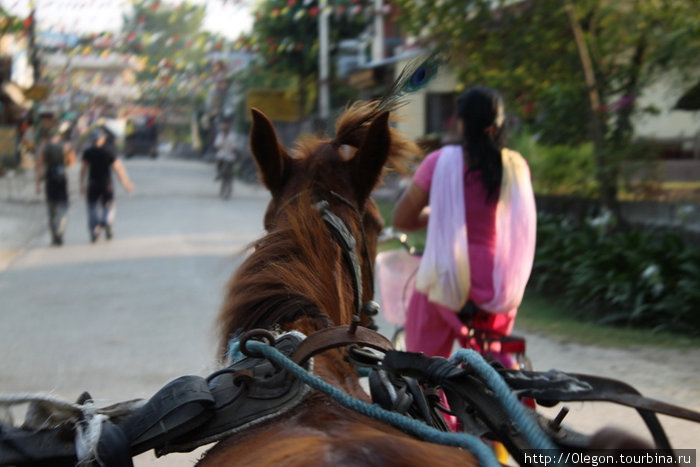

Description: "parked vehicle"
124 116 158 159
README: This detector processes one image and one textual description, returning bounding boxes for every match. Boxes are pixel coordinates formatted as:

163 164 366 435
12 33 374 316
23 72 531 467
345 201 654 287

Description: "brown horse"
198 104 479 466
198 102 663 467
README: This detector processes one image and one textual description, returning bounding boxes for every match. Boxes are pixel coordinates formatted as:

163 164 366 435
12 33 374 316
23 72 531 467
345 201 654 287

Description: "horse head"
201 99 668 467
201 103 482 466
216 103 417 357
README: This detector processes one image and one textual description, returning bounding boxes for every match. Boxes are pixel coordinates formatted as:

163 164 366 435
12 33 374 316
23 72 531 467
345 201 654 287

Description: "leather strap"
0 334 309 466
379 350 700 460
317 200 364 317
501 370 700 423
158 332 310 455
291 325 393 366
0 375 214 466
499 369 700 450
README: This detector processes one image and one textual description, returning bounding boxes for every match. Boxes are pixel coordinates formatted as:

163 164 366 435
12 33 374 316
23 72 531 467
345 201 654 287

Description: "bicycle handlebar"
378 228 422 256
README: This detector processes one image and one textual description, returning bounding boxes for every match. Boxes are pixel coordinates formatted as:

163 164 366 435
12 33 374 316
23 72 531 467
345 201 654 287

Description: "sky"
2 0 253 39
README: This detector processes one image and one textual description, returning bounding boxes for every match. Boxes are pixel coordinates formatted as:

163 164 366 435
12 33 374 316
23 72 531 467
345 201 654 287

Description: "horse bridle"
276 189 379 327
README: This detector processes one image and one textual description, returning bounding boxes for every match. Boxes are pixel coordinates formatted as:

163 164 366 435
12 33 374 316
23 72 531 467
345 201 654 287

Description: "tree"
120 0 217 107
394 0 700 220
0 7 26 37
237 0 370 118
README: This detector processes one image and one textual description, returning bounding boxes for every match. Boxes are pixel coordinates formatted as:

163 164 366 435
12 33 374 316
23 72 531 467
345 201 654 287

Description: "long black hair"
457 86 507 202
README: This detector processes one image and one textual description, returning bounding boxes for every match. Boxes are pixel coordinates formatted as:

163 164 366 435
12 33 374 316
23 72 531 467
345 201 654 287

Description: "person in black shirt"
79 129 134 243
34 128 75 246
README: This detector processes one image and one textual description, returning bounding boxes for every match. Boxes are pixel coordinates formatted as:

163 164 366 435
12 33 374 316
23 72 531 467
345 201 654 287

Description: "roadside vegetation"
516 293 700 350
510 130 700 204
509 129 700 340
530 212 700 337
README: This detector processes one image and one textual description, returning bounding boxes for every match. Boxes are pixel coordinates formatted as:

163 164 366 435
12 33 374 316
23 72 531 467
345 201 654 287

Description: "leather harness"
3 328 699 466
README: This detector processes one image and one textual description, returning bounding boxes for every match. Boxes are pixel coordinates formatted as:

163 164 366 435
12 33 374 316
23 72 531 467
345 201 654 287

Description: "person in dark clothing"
79 129 134 243
34 128 75 246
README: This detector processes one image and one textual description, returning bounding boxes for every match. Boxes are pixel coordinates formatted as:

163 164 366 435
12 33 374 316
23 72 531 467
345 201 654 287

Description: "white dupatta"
415 145 536 314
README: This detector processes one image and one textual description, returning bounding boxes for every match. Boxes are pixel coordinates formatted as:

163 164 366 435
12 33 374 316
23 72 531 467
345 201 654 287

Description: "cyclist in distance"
392 86 537 360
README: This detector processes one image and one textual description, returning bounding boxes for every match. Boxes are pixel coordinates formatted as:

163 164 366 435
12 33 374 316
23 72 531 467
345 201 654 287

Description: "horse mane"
216 193 352 355
215 101 421 358
295 100 418 175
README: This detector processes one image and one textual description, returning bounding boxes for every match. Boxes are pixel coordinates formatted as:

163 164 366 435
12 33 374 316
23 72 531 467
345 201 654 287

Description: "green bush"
509 131 597 197
531 212 700 335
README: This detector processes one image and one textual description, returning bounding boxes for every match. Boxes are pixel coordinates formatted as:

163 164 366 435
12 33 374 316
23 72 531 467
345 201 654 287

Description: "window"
425 92 458 135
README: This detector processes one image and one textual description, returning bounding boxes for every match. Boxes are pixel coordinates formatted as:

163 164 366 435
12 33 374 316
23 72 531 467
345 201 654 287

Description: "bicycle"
376 228 535 462
218 159 235 199
375 228 532 372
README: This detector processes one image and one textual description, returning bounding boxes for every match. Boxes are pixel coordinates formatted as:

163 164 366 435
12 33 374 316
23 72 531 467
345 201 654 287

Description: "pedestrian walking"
213 118 241 199
79 129 134 243
213 119 239 178
34 128 75 246
35 107 57 149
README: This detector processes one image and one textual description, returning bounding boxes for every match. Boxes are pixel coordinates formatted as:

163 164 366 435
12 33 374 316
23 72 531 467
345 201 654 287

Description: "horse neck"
218 206 359 355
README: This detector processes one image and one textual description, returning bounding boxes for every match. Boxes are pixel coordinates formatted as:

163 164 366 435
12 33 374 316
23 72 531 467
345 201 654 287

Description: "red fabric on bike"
404 291 515 358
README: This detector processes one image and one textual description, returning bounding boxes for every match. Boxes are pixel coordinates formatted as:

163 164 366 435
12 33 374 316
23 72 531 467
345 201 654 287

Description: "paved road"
1 157 698 465
0 158 271 465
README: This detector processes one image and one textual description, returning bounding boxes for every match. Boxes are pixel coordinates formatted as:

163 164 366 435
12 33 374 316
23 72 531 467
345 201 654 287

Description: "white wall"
632 74 700 145
0 36 32 88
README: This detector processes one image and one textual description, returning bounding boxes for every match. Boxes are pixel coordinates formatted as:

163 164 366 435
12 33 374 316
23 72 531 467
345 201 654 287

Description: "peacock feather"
333 51 447 146
373 51 448 113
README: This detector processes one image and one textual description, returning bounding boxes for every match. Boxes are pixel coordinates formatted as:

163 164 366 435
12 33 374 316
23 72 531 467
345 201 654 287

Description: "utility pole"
27 6 40 85
318 0 330 120
372 0 384 62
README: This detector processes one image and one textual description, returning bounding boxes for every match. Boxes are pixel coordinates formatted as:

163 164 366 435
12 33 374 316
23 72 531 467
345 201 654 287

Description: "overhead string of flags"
9 0 394 100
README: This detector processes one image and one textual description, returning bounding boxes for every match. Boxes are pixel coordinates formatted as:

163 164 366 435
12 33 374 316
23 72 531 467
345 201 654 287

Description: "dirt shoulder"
0 171 45 272
0 166 84 272
519 329 700 450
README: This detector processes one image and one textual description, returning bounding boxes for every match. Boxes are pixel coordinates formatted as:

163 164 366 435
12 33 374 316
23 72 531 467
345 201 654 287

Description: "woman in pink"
392 86 536 360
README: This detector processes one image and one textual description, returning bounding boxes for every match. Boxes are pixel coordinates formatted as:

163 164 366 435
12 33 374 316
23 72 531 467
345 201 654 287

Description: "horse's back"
200 424 475 467
199 400 476 466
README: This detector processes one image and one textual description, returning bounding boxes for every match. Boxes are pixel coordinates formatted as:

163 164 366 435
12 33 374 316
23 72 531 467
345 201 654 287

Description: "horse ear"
250 108 291 195
352 111 391 202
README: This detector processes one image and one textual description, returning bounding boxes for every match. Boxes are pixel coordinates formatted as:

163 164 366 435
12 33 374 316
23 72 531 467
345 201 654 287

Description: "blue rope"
227 339 244 362
450 349 559 452
245 339 500 467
